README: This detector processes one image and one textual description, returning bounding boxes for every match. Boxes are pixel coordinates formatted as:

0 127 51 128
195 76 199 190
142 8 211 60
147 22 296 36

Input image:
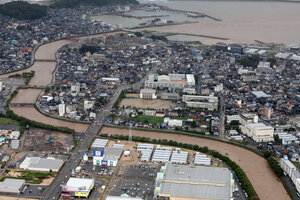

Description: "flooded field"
120 98 175 110
100 126 290 200
11 89 42 104
10 106 89 132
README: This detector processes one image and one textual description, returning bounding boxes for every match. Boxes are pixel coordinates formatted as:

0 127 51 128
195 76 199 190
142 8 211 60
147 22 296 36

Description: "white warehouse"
241 123 274 142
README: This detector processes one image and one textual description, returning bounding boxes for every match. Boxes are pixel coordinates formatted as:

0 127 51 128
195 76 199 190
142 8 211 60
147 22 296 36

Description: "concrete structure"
160 93 180 100
154 164 234 200
280 157 296 177
84 101 94 110
71 83 80 96
291 170 300 194
0 178 25 194
58 103 65 117
264 103 272 119
183 88 196 94
93 147 123 166
194 153 211 166
182 94 218 110
0 82 2 92
20 157 64 172
275 132 298 145
139 89 157 99
241 123 274 142
239 113 258 126
164 117 183 127
11 140 19 149
145 74 194 89
61 178 94 198
251 91 271 98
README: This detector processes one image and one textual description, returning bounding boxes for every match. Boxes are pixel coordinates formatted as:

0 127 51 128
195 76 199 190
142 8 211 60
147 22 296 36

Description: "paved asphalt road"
43 86 125 200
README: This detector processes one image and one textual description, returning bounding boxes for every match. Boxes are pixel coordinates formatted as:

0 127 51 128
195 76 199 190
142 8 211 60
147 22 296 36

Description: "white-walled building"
182 94 218 110
139 89 157 99
164 118 183 127
275 132 298 145
0 82 3 92
71 83 80 96
241 123 274 142
84 101 94 110
144 74 195 89
280 157 296 177
58 103 65 117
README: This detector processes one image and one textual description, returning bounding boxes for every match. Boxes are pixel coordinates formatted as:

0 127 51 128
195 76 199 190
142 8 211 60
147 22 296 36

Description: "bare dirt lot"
21 128 74 152
120 98 174 110
100 126 290 200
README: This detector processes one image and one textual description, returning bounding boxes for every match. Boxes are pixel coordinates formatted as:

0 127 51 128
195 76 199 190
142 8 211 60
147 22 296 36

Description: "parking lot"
108 164 159 200
19 184 48 198
80 163 114 177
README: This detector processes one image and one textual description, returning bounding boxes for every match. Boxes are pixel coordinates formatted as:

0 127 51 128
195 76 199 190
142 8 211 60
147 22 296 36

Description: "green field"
0 117 20 126
134 115 164 124
170 116 189 120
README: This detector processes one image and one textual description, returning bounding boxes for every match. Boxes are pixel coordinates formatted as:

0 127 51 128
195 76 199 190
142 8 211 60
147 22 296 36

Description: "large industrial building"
61 178 94 198
182 94 219 110
92 145 124 166
241 123 274 142
20 157 64 172
144 74 195 89
154 164 234 200
0 178 25 194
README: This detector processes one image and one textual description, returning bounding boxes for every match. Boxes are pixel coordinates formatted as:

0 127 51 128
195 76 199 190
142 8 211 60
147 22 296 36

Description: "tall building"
264 103 272 119
58 103 65 117
0 82 3 92
154 164 234 200
241 123 274 142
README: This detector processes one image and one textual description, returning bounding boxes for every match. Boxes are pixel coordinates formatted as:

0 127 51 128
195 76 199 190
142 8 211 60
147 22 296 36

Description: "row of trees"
100 133 260 200
267 157 284 177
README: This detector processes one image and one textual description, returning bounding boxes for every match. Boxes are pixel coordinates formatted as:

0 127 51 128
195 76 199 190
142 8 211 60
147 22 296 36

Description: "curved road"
100 126 290 200
0 32 291 200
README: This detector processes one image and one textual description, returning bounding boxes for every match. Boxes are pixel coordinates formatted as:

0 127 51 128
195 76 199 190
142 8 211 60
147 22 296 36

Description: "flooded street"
100 126 290 200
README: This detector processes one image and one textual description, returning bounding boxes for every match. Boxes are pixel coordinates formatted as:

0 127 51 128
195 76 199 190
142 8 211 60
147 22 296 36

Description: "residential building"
154 164 234 200
61 178 94 198
0 82 2 92
275 132 298 144
84 101 94 110
264 103 272 119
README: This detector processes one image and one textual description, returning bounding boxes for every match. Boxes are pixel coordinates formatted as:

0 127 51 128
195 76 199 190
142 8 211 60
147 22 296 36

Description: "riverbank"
100 126 290 200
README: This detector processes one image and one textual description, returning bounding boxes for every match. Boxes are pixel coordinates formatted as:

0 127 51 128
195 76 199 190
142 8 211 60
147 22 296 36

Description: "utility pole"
129 123 132 142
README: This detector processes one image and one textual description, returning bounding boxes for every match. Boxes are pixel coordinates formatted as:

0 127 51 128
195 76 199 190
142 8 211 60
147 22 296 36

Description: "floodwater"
11 89 42 104
10 106 89 132
92 9 199 28
137 0 300 44
100 126 290 200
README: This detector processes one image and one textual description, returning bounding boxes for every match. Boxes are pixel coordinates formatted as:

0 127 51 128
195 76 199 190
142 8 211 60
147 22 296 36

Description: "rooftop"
64 178 94 192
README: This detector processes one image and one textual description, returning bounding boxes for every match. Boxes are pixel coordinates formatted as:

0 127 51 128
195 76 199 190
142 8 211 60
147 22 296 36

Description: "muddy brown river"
100 126 290 200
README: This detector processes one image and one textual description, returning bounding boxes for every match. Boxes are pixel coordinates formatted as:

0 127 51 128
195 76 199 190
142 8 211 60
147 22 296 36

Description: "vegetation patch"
133 115 164 124
9 71 35 85
0 1 47 20
51 0 138 8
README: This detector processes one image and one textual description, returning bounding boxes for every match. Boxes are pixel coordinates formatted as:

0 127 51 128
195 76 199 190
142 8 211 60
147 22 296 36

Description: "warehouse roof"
20 157 63 171
104 147 123 156
159 164 232 200
0 178 25 194
64 178 94 192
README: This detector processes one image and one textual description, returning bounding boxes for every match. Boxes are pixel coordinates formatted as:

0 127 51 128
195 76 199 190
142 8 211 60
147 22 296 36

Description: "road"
219 96 225 139
43 86 125 200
